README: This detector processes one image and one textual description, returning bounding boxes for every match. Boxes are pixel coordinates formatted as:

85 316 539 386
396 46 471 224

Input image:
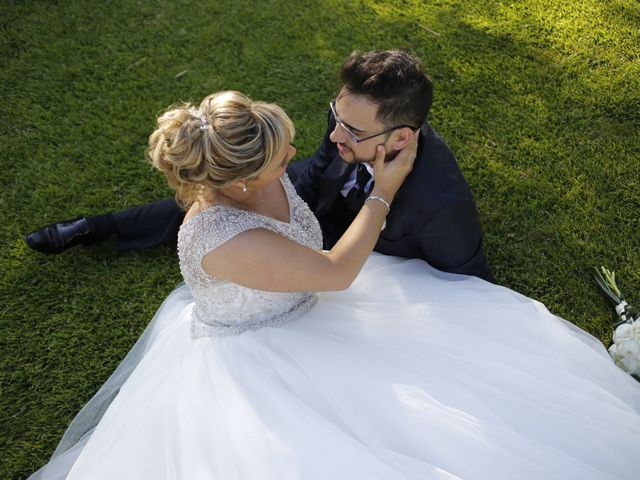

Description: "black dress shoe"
26 217 96 253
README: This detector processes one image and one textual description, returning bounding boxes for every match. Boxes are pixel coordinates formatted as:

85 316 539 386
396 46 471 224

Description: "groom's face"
329 88 398 164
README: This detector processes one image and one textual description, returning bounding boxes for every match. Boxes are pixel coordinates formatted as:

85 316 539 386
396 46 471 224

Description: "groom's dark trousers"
111 113 494 282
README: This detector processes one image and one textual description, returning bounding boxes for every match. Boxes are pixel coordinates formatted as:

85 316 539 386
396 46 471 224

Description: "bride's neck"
203 187 265 211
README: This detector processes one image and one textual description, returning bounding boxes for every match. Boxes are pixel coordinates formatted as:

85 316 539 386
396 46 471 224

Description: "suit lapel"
316 157 354 216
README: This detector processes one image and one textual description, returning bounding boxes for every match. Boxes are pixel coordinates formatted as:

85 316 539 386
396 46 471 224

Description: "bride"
31 91 640 480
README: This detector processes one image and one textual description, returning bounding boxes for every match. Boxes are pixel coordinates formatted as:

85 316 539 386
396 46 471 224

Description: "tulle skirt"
31 254 640 479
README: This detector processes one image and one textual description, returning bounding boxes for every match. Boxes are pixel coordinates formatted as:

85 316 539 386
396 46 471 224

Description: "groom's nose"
330 123 349 144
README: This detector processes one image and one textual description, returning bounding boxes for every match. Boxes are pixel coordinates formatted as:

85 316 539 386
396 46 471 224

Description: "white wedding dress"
31 175 640 479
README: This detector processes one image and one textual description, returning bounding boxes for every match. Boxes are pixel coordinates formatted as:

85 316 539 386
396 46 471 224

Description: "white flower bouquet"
609 322 640 376
594 267 640 378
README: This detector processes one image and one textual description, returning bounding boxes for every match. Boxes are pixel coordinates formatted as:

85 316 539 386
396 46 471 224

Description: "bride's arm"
202 135 418 292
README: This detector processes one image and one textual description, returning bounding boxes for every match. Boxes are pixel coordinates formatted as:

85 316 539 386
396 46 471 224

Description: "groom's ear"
390 127 414 151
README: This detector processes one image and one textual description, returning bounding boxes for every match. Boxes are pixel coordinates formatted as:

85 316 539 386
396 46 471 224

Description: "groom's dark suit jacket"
113 113 492 282
290 114 494 282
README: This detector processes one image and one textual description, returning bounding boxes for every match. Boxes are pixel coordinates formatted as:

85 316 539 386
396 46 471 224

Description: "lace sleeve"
178 206 269 274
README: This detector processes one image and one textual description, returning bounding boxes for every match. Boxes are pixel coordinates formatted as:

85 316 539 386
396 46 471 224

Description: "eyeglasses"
329 99 417 144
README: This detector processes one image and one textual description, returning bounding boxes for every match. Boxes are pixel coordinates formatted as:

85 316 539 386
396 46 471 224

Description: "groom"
27 49 494 282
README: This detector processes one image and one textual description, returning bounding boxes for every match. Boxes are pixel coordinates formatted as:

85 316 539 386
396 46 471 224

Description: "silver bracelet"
365 194 391 213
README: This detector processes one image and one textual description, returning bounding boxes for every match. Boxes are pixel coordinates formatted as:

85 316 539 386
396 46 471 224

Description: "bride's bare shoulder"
181 201 214 227
181 203 199 226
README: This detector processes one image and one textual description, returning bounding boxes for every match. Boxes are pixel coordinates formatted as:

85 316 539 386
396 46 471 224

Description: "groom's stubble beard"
337 143 398 165
348 150 399 165
336 131 397 165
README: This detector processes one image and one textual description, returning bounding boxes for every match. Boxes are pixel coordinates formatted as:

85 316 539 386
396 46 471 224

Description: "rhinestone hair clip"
197 110 209 131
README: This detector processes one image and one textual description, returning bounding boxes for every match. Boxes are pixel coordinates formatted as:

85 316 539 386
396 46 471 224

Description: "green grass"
1 0 639 477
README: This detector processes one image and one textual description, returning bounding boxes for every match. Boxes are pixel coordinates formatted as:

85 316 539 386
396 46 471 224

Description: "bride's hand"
370 130 418 202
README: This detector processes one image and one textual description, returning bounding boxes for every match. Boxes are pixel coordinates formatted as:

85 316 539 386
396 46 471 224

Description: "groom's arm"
417 200 494 282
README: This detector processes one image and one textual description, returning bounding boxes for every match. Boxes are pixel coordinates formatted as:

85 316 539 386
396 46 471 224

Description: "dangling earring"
241 183 248 193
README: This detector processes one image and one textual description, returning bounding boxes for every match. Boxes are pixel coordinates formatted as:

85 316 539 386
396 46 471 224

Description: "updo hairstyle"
148 91 295 208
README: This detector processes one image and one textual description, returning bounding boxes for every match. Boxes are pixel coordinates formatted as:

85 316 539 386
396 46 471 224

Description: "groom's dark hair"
340 49 433 129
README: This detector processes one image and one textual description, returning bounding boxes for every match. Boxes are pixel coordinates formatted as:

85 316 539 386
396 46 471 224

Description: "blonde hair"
148 91 295 208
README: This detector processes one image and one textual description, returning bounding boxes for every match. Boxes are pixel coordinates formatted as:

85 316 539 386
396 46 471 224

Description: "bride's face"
248 140 296 190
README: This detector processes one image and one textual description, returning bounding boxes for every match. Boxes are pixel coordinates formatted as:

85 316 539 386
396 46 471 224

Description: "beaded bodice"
177 174 323 337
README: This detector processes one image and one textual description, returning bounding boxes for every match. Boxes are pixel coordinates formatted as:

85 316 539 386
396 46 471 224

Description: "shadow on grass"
1 0 639 477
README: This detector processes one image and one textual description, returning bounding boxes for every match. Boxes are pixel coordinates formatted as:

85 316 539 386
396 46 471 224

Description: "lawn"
1 0 639 477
